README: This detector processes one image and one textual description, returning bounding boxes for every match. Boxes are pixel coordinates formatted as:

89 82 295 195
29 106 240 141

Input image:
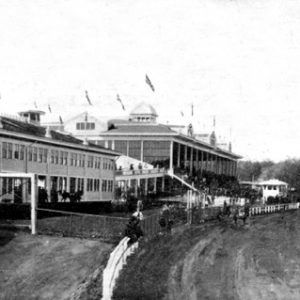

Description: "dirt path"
167 211 300 300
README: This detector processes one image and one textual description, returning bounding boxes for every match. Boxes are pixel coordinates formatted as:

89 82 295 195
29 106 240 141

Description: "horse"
70 190 83 203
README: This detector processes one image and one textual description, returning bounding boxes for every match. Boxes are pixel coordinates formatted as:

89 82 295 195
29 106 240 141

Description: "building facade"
0 113 118 203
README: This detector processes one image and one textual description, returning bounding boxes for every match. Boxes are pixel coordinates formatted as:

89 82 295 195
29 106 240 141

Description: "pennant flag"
34 101 38 109
145 74 155 92
116 94 126 111
48 104 52 113
191 103 194 116
85 90 92 105
180 111 184 117
84 113 88 122
59 116 63 124
213 116 216 129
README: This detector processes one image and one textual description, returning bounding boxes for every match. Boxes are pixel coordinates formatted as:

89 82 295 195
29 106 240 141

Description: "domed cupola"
129 102 158 123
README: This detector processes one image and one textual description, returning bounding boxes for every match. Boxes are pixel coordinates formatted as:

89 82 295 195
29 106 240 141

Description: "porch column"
169 140 174 172
184 144 188 168
196 150 199 171
141 140 144 162
189 147 193 175
111 140 115 150
153 177 157 193
162 176 165 192
200 151 203 173
145 178 148 194
234 161 237 177
126 141 129 156
177 143 181 168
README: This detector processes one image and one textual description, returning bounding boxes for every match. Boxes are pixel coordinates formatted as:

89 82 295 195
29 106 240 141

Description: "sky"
0 0 300 162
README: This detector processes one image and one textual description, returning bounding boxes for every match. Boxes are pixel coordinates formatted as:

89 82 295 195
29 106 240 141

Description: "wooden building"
0 111 118 203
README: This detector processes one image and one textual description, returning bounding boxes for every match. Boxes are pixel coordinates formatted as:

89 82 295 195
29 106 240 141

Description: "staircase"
167 170 201 193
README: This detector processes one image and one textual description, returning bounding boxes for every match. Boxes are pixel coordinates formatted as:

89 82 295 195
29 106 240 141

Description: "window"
20 145 25 160
33 147 37 162
28 147 33 161
51 150 55 164
87 155 94 168
94 179 99 191
95 157 101 169
43 149 48 163
2 142 7 158
14 144 19 159
38 148 43 163
55 150 59 164
87 178 93 192
8 143 13 159
59 151 64 165
63 152 68 165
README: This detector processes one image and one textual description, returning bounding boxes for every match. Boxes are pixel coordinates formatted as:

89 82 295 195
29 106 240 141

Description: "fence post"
31 174 37 235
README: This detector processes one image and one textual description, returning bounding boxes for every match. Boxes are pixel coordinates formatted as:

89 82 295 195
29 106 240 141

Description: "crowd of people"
174 168 261 203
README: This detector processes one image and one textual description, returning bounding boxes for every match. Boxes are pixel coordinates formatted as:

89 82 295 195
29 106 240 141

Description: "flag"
145 74 155 92
34 101 38 109
84 113 88 122
116 94 126 111
191 103 194 116
213 116 216 128
59 116 63 124
85 90 92 105
48 104 52 113
180 111 184 117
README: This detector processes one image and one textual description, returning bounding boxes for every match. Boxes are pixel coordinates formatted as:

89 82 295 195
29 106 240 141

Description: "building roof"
103 123 176 134
129 102 158 117
258 179 288 186
0 115 118 156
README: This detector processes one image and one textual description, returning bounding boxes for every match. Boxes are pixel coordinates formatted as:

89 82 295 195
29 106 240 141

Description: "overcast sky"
0 0 300 162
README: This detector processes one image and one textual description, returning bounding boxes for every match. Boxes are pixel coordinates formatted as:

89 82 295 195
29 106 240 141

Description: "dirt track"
167 211 300 300
114 210 300 300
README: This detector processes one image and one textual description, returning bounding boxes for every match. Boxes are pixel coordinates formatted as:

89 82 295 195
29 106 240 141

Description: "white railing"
250 203 299 216
116 167 166 177
102 237 139 300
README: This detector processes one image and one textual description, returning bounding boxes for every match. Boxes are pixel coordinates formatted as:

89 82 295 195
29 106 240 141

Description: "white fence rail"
102 237 139 300
250 203 299 216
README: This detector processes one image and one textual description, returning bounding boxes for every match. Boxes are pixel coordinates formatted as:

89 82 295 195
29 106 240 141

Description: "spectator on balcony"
137 199 143 212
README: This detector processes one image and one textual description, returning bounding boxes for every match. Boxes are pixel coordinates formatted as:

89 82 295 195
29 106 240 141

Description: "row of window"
84 178 113 192
2 142 115 170
1 177 114 196
76 122 95 130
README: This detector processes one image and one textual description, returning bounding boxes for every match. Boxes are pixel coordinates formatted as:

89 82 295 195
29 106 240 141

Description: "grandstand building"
0 110 118 203
87 102 242 178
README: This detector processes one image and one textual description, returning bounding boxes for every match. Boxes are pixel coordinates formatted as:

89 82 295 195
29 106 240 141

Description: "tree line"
237 159 300 192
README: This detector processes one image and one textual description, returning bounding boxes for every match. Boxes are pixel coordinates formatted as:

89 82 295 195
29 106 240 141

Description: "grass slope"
0 228 113 299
